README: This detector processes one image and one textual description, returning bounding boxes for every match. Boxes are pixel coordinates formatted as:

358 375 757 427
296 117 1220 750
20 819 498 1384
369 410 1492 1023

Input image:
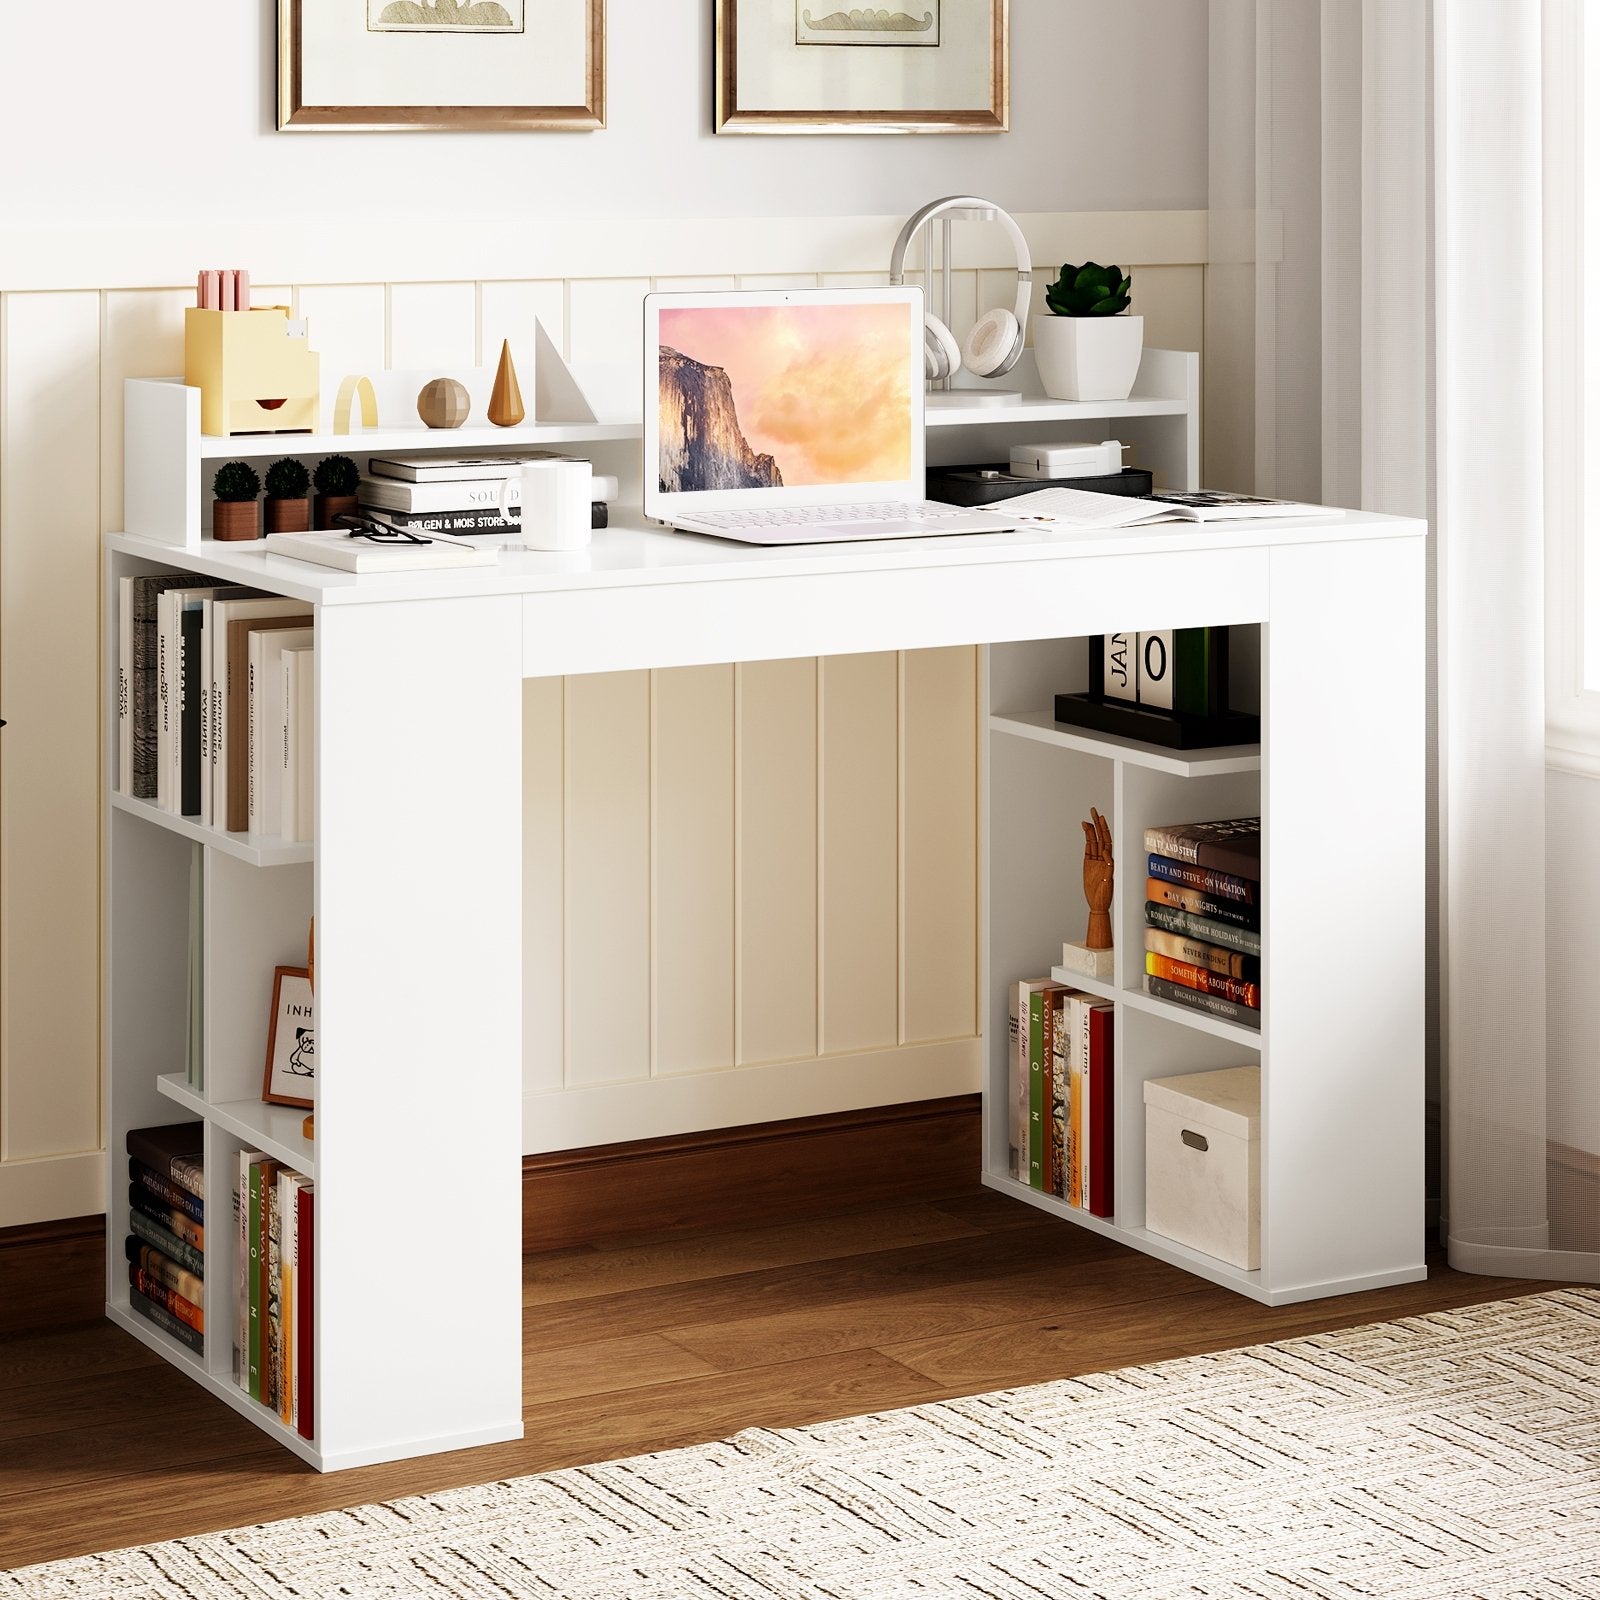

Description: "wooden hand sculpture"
1082 806 1114 951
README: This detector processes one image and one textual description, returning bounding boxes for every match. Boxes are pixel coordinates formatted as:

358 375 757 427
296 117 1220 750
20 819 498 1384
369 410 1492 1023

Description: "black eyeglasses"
332 513 435 546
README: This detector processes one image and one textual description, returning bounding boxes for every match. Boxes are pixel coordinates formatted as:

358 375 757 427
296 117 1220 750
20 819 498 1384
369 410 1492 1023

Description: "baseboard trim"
0 1212 104 1250
521 1094 981 1252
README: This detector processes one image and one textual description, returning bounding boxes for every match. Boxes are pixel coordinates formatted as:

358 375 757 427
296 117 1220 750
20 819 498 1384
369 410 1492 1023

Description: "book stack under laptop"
360 453 618 535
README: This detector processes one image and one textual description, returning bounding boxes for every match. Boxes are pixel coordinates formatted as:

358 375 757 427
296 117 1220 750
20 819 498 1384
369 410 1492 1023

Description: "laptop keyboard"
689 501 976 530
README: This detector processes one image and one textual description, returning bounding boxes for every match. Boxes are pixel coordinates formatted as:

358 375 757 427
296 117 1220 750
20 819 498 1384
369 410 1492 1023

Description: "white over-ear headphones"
889 196 1034 382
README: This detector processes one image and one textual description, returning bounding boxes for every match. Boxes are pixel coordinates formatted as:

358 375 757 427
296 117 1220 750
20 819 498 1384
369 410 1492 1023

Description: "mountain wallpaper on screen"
658 347 783 493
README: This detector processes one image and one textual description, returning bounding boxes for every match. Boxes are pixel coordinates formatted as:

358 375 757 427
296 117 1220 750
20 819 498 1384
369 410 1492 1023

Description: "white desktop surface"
112 508 1417 609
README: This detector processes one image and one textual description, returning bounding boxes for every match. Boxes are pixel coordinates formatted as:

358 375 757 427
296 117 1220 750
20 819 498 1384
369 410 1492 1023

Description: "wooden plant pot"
212 499 260 541
315 493 360 529
266 496 311 534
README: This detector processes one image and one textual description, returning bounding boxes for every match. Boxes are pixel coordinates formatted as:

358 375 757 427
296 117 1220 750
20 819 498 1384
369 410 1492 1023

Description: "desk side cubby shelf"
104 542 525 1472
983 633 1338 1307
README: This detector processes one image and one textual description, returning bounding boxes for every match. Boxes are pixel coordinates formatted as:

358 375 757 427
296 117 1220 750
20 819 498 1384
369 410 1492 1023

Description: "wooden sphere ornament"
487 339 526 428
417 377 471 429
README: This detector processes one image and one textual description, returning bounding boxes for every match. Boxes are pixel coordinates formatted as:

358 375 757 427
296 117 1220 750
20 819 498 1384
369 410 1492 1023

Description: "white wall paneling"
563 671 652 1090
652 665 736 1080
819 653 901 1057
736 659 819 1068
1 291 103 1176
0 205 1207 1224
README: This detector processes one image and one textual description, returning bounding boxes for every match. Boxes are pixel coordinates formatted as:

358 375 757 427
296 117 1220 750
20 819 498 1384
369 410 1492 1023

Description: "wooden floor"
0 1180 1552 1574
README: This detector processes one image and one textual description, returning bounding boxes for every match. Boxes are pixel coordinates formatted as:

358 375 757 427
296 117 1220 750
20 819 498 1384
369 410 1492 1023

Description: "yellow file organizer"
184 307 320 436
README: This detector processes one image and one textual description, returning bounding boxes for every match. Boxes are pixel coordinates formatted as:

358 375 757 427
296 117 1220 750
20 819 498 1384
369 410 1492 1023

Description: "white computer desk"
105 507 1426 1470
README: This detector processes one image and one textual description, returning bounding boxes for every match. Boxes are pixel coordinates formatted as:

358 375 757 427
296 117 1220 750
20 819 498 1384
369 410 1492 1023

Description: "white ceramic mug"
498 458 592 549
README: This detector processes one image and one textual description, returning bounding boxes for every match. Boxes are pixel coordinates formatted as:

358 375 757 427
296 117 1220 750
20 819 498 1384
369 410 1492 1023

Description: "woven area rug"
7 1288 1600 1599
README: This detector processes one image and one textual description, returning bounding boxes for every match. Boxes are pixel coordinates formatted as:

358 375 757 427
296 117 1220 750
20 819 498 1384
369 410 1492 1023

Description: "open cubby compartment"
201 1123 315 1450
1115 760 1261 1003
983 673 1111 1180
202 848 315 1113
1110 1004 1261 1242
106 811 196 1323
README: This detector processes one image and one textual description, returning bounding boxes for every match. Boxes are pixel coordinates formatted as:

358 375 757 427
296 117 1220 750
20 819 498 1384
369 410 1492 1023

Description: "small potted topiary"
1033 262 1143 403
212 460 262 541
264 457 312 534
313 453 361 529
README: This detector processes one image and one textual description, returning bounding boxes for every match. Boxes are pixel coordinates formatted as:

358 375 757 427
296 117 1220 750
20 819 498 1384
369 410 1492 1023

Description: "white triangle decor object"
532 318 598 426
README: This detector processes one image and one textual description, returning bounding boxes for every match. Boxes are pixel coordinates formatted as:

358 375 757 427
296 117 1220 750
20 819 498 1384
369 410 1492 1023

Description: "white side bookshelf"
980 631 1420 1307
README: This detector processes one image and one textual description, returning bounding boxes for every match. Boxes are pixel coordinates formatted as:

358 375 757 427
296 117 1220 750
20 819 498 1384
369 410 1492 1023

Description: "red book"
296 1183 314 1440
1086 1006 1115 1218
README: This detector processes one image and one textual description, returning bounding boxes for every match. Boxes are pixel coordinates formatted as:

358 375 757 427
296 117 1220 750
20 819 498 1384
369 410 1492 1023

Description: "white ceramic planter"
1033 313 1144 402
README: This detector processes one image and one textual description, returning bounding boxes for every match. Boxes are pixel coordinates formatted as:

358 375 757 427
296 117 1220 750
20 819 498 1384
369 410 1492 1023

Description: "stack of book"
1009 979 1115 1217
1143 817 1262 1029
126 1123 205 1355
359 452 619 535
236 1152 314 1440
117 574 315 843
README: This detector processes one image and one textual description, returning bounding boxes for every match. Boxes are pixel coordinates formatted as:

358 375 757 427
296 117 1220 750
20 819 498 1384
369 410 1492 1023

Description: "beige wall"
0 213 1210 1225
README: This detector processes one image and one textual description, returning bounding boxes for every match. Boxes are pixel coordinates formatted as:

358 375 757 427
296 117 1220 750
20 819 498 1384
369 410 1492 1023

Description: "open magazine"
999 485 1345 530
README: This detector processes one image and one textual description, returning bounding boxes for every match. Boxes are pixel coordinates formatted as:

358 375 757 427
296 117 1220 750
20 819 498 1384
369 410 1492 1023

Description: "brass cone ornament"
488 339 526 428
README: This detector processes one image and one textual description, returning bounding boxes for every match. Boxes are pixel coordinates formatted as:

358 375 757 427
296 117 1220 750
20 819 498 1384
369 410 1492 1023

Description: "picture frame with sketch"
716 0 1006 133
262 967 316 1110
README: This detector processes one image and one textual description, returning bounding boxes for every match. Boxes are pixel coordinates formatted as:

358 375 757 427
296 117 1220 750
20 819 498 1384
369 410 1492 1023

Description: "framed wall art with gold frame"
278 0 605 130
716 0 1007 133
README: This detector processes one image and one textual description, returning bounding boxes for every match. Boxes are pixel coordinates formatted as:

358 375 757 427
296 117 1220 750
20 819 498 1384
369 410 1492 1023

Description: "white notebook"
264 530 500 572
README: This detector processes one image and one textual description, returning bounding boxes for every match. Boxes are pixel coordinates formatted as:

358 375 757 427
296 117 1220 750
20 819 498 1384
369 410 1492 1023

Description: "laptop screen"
643 287 925 521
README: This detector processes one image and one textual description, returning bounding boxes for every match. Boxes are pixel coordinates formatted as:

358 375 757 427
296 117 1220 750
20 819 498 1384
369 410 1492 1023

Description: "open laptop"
643 287 1020 544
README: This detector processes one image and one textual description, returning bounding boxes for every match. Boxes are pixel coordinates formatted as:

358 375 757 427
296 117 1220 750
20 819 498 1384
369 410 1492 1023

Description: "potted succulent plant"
211 460 262 541
313 453 361 529
264 457 312 534
1033 262 1143 403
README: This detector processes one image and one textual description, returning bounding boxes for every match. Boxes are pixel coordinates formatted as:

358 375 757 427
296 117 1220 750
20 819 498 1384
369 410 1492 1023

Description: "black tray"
1052 692 1261 751
927 464 1153 508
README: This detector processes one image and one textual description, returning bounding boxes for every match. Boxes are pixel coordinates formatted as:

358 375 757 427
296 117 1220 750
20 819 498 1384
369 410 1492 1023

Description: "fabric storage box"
1144 1065 1260 1269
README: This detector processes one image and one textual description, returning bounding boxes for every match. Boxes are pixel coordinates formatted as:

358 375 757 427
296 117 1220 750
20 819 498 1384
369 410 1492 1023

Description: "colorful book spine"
266 1169 284 1414
129 1287 204 1355
376 508 520 534
129 1186 205 1252
129 1209 204 1278
1144 876 1259 931
129 1158 204 1225
1142 817 1261 880
247 1160 267 1400
296 1182 315 1441
1013 979 1050 1186
1145 973 1261 1030
1145 951 1260 1009
1007 986 1024 1182
1048 989 1068 1200
128 1263 204 1334
280 1171 300 1428
1143 900 1261 957
1147 853 1257 904
130 577 190 800
125 1123 205 1200
124 1237 204 1306
1064 993 1087 1209
1143 928 1260 982
1027 987 1047 1190
1085 1004 1115 1218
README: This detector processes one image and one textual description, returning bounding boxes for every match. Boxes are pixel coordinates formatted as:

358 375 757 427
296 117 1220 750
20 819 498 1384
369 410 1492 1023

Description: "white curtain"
1210 0 1598 1280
